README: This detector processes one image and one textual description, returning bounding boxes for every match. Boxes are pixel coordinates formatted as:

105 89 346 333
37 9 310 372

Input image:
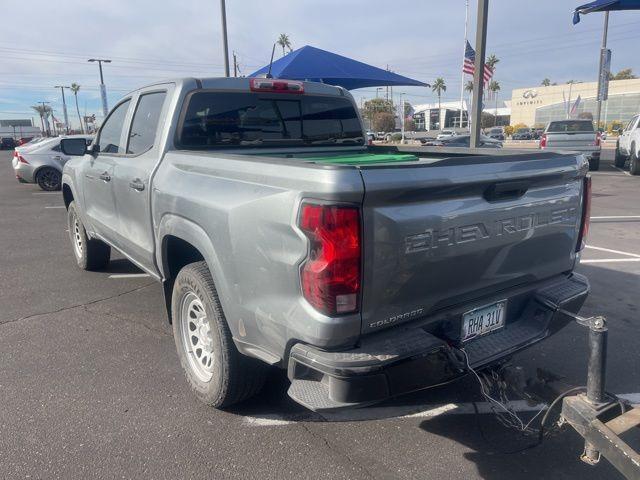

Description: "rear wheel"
36 167 61 191
172 261 268 408
67 201 111 270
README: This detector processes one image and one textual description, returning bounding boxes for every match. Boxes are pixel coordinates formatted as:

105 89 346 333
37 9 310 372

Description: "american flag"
463 40 493 84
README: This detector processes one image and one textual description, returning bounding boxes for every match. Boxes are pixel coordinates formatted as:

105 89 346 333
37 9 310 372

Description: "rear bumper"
287 273 589 411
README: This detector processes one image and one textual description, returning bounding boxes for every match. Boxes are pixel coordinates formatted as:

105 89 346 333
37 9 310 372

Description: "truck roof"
123 77 347 97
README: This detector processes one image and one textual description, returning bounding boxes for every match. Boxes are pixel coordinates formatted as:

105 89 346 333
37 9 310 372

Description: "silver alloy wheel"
180 291 215 382
72 216 83 259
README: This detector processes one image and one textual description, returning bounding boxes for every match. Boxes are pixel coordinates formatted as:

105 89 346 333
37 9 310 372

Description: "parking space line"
613 166 632 176
243 394 640 426
585 245 640 258
44 206 65 209
591 215 640 220
581 258 640 264
108 273 151 279
32 192 60 195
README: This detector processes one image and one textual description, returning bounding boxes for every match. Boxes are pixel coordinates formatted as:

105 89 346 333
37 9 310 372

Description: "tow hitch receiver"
559 313 640 478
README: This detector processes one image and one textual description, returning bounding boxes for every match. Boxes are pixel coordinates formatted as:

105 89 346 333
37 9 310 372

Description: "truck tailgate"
359 152 586 334
544 132 596 151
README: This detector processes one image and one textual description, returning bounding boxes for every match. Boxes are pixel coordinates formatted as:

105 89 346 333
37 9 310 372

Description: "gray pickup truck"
60 77 591 411
540 119 601 171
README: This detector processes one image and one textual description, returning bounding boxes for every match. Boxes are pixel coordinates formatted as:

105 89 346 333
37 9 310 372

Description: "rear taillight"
298 203 361 316
250 78 304 94
539 134 547 148
18 154 28 164
576 176 592 252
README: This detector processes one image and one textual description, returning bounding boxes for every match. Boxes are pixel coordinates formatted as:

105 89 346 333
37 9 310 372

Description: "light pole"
54 85 70 134
220 0 230 77
594 12 610 132
88 58 111 116
376 87 383 98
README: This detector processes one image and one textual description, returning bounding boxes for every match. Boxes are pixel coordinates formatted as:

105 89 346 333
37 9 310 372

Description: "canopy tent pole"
594 11 609 130
470 0 489 148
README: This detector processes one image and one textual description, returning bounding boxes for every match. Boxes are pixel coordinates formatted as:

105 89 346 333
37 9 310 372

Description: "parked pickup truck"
60 77 591 411
540 119 601 171
615 113 640 175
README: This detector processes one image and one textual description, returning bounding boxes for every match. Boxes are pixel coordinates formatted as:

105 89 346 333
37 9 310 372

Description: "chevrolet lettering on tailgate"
405 205 578 254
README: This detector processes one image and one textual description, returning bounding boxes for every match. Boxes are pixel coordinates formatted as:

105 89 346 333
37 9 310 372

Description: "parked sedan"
423 134 502 148
436 129 457 140
12 135 93 190
1 137 16 150
512 128 532 140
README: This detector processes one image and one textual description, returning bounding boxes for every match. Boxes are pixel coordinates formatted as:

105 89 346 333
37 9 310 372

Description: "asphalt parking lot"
1 149 638 479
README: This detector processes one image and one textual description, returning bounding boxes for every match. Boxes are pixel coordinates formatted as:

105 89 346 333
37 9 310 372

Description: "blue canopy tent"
250 45 428 90
573 0 640 23
572 0 640 127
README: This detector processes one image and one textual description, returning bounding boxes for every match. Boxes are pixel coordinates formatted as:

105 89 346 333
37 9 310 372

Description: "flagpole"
460 0 469 128
459 0 469 129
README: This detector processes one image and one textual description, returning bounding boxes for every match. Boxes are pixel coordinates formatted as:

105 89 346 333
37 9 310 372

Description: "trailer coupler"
555 311 640 478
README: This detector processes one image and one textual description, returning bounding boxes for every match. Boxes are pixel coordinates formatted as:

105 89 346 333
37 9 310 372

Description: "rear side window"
99 99 131 154
178 92 363 149
127 91 167 154
547 120 594 133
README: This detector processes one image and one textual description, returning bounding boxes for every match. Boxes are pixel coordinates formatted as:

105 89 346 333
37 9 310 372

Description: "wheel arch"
62 183 74 209
157 214 232 327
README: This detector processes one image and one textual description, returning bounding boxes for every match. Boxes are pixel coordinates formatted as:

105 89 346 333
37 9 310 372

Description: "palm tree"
488 80 501 126
276 33 292 56
31 104 52 136
431 78 446 128
70 83 84 134
541 78 551 87
486 54 499 74
465 80 474 94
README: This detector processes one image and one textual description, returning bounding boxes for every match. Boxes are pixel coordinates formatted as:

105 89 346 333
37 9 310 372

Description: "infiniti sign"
522 89 538 99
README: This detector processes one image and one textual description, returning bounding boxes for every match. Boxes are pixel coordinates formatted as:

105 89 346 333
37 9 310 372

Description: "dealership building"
509 78 640 127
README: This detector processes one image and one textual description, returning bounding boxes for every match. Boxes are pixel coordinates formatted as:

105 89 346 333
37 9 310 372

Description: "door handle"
129 179 145 191
99 171 111 182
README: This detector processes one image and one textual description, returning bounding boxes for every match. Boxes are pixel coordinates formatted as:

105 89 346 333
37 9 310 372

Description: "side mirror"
618 128 624 135
60 138 88 156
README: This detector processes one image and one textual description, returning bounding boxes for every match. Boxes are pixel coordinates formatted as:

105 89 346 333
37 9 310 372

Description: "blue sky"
1 0 639 127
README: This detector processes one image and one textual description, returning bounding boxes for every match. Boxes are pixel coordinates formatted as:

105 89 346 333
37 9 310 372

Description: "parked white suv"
615 114 640 175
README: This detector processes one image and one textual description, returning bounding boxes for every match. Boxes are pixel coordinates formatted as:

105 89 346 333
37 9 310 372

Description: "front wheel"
614 145 627 168
172 261 268 408
67 201 111 270
630 147 640 175
36 167 61 191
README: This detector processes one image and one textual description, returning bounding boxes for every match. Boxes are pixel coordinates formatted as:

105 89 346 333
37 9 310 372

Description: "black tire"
614 143 627 168
630 147 640 176
36 167 61 191
67 201 111 270
588 157 600 171
172 261 268 408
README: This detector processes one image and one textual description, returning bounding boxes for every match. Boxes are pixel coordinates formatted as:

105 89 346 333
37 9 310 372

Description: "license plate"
461 300 506 343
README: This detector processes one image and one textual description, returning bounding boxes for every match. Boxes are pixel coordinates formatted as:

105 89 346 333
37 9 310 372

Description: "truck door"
111 88 169 274
82 98 132 242
619 115 638 155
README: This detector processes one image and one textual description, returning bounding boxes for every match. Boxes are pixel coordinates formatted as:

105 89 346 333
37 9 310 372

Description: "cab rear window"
177 92 364 149
547 120 594 133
